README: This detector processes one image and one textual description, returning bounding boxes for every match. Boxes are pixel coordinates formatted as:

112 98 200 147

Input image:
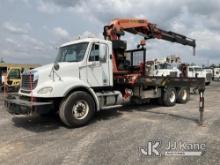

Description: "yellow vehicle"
0 63 40 92
6 67 22 91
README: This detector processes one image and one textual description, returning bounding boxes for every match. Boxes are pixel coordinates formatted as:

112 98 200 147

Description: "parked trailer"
4 18 205 127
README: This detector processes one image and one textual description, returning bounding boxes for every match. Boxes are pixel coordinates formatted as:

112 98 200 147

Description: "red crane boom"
103 18 196 48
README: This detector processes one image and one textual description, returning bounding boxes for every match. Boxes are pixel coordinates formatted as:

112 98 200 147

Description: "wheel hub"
72 100 89 120
169 91 176 103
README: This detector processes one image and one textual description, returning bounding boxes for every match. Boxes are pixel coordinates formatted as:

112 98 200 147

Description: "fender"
64 85 100 111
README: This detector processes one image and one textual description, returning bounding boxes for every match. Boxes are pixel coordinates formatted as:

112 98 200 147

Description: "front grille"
21 74 38 90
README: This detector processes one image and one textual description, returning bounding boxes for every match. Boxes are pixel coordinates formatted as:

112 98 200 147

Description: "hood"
29 62 81 84
32 63 54 73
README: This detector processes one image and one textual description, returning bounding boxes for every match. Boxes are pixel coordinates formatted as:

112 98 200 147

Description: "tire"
163 87 177 106
176 87 190 104
59 91 95 128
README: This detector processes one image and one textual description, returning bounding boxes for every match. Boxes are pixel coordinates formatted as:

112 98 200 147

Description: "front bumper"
4 95 53 115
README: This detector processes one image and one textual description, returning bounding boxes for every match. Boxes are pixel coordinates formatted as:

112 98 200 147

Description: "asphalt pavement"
0 82 219 165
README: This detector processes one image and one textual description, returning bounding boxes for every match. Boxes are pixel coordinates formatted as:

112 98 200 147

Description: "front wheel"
59 91 95 128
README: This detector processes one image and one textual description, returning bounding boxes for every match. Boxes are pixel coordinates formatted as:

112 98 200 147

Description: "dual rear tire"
160 87 189 106
176 87 190 104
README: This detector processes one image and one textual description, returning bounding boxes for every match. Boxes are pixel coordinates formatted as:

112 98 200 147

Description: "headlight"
37 87 53 94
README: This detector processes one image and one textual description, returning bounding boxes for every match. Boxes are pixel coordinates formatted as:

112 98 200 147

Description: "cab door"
86 42 110 87
187 67 194 77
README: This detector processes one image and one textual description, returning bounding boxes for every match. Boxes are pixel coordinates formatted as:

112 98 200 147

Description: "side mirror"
99 44 107 62
54 63 60 71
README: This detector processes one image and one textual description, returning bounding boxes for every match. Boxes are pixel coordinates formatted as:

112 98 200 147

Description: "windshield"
158 63 173 69
55 42 89 62
8 69 20 79
194 67 203 72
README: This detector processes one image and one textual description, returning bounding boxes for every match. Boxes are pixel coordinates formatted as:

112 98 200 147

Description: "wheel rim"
182 90 187 100
169 91 176 103
72 100 89 120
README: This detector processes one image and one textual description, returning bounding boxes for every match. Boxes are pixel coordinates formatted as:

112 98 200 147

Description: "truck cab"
187 66 211 85
154 62 181 77
19 38 113 98
213 68 220 81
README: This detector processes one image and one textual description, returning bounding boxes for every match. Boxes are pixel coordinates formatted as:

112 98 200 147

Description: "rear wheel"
163 87 177 106
176 87 190 104
59 91 95 127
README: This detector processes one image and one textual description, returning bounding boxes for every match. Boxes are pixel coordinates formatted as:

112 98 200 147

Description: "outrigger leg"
198 88 205 126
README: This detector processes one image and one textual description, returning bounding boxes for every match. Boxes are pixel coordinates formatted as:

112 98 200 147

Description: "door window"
189 68 193 72
89 43 107 62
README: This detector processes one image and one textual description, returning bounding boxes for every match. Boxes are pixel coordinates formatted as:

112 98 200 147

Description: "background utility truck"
145 56 182 77
145 57 212 86
5 18 205 127
212 68 220 80
186 65 212 85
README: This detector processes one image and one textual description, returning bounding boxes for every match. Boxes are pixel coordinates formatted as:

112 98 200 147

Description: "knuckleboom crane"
103 18 195 47
103 18 196 76
103 18 205 125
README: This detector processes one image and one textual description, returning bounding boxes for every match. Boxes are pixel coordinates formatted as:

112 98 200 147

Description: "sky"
0 0 220 65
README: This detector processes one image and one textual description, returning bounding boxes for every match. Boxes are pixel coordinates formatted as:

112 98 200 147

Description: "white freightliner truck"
5 18 205 127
